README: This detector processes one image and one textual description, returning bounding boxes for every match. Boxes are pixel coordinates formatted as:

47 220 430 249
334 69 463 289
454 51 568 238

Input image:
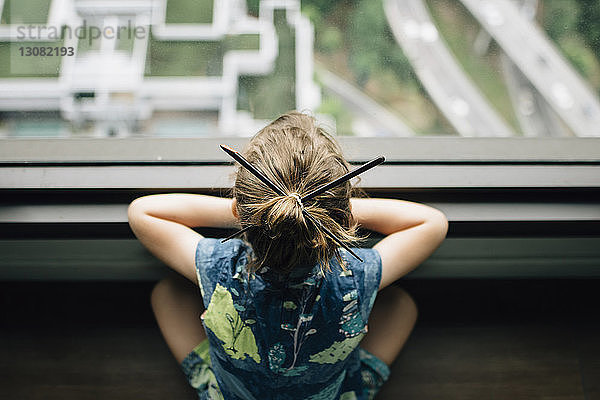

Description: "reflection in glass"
0 0 598 138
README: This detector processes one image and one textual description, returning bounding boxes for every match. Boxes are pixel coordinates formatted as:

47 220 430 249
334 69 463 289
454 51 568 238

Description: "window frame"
1 137 599 280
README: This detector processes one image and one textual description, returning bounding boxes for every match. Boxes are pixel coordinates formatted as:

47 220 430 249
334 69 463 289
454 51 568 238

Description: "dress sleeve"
194 237 222 307
353 247 383 323
194 238 252 308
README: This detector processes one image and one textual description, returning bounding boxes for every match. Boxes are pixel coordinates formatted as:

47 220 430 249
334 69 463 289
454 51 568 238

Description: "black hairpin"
220 144 385 262
301 156 385 202
221 145 287 196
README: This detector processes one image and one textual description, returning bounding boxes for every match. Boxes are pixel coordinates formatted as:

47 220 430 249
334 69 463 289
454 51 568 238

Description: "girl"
128 112 448 399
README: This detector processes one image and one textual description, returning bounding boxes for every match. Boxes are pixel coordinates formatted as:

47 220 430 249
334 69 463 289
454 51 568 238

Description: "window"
1 0 599 138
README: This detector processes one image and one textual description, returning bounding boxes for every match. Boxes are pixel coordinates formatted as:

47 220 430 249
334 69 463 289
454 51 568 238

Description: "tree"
575 0 600 61
348 0 413 86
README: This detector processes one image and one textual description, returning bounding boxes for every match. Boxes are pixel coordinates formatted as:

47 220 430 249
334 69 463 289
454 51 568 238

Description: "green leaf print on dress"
267 342 309 376
339 391 357 400
203 283 261 363
283 301 297 310
308 333 366 364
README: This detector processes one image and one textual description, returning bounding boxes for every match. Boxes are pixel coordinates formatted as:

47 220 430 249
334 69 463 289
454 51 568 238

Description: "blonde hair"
232 111 363 275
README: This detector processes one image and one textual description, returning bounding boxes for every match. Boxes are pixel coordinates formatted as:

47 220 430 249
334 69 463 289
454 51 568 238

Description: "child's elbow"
429 209 449 242
127 198 146 224
127 200 138 220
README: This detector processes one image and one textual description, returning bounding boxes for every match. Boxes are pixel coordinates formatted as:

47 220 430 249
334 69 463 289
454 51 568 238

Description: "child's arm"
127 194 239 283
350 198 448 289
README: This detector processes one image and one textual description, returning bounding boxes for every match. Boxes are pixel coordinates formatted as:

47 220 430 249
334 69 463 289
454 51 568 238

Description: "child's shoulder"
343 247 382 268
333 247 383 310
196 237 252 260
336 246 382 281
194 238 253 303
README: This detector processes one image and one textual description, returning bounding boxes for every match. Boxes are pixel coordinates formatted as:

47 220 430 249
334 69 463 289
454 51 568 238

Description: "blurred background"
0 0 599 138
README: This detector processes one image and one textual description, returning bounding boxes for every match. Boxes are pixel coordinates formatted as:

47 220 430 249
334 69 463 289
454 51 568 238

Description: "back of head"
233 111 361 276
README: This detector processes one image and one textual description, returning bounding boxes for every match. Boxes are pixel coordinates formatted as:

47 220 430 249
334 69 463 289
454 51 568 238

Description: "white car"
481 2 505 27
551 82 574 110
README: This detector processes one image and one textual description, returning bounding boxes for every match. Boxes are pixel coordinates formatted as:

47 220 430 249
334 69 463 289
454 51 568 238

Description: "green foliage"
542 0 579 42
224 34 260 52
237 11 295 119
146 34 223 76
316 93 353 135
247 0 260 17
575 0 600 59
165 0 213 24
302 0 354 14
347 0 413 86
541 0 600 89
317 26 343 53
300 4 324 32
559 36 597 78
0 41 61 77
1 0 52 24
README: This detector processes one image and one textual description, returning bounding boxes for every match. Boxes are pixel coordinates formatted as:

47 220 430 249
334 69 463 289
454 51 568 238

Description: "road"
495 0 570 137
500 54 570 137
316 67 415 137
384 0 515 137
460 0 600 137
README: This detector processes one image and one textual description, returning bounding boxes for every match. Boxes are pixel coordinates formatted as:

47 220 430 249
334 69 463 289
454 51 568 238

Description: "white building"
0 0 321 137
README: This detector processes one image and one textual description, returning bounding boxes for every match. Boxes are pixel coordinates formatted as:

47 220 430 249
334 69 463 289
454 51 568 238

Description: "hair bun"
264 194 307 238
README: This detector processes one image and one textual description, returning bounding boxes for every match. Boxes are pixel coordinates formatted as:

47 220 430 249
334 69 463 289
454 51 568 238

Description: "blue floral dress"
181 238 389 400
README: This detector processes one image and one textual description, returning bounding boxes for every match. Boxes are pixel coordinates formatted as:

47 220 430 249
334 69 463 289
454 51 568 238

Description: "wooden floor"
1 279 599 400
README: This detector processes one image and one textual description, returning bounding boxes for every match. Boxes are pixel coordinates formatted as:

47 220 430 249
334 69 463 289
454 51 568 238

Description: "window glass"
0 0 598 138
